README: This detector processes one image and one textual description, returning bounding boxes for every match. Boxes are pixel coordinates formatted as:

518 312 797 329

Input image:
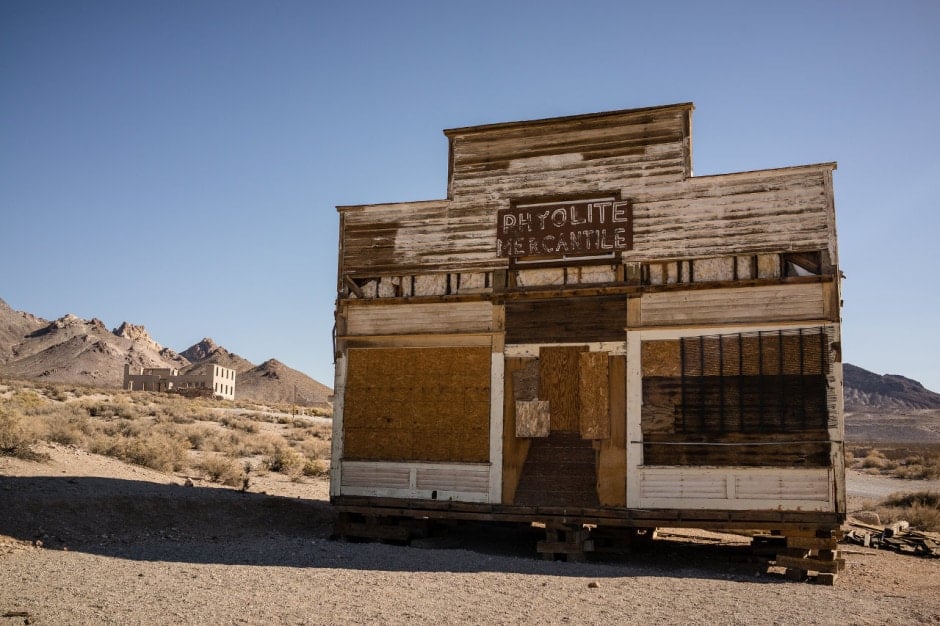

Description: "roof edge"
443 102 694 137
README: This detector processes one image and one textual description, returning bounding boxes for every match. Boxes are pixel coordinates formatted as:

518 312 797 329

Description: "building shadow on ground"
0 474 780 583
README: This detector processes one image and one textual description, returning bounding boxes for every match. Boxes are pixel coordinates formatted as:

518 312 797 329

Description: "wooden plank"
346 301 493 336
579 351 610 439
774 555 845 574
639 283 826 326
540 346 588 432
597 355 627 507
501 358 533 504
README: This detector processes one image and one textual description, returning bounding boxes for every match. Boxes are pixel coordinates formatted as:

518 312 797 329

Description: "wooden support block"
816 573 838 586
785 567 807 582
537 540 595 554
786 536 840 550
775 555 845 574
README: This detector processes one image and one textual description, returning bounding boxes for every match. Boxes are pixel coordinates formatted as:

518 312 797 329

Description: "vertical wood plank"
502 357 533 504
540 346 588 432
579 352 610 439
597 355 627 507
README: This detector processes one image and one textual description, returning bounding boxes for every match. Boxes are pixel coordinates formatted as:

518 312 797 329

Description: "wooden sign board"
497 197 633 259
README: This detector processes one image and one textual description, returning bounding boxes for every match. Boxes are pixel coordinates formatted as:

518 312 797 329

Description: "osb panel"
597 355 626 507
515 400 550 438
343 347 490 462
502 357 533 504
578 352 610 440
539 345 587 432
511 359 540 401
642 340 681 377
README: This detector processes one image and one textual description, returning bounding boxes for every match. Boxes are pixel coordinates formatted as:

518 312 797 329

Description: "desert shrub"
0 406 46 460
875 491 940 532
218 414 259 434
181 424 215 450
9 390 51 416
204 429 249 457
123 431 189 472
302 459 329 477
860 450 898 472
263 444 305 476
41 413 90 446
197 455 247 486
296 437 331 461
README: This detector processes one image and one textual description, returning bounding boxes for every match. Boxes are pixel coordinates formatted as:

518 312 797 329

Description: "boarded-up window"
641 327 835 467
678 327 832 434
343 347 490 462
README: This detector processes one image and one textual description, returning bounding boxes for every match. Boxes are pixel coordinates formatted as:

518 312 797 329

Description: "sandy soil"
2 444 940 625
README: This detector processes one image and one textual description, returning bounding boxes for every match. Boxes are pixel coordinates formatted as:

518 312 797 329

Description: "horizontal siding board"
345 302 493 336
340 461 491 502
636 467 832 511
639 283 825 326
415 466 490 492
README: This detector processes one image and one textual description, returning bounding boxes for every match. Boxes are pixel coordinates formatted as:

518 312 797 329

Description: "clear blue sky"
2 1 938 392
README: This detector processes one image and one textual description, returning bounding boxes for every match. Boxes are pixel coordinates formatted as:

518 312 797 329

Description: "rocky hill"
843 363 940 411
0 298 331 407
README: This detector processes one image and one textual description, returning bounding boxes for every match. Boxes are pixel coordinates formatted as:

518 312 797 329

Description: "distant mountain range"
843 363 940 411
0 298 331 407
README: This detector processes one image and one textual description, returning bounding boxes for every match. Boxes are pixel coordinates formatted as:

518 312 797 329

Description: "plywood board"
539 346 587 432
578 352 610 439
642 340 681 377
515 400 550 438
343 347 490 463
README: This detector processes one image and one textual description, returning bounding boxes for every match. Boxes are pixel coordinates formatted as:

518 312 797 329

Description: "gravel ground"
2 445 940 625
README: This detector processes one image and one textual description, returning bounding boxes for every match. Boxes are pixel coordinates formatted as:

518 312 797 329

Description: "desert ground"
3 442 940 626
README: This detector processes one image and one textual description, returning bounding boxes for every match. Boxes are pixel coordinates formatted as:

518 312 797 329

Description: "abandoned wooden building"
331 102 844 580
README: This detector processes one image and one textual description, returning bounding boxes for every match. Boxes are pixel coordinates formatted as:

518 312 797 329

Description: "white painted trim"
488 351 505 503
635 467 833 511
625 331 643 508
329 355 347 498
340 461 491 504
504 341 627 358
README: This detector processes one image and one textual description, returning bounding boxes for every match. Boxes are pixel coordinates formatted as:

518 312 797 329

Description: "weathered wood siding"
505 295 626 344
446 104 692 201
638 283 827 327
623 166 837 263
344 301 493 336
